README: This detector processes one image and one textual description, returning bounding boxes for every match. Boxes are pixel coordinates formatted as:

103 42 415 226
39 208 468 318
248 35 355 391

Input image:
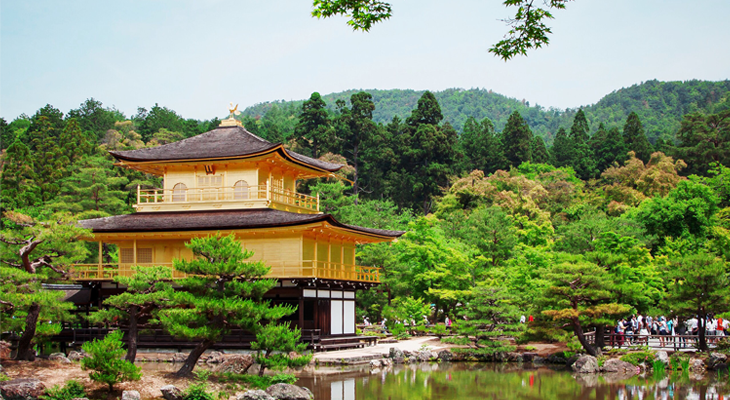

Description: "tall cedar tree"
569 109 597 180
459 117 506 174
531 136 550 164
676 109 730 176
0 140 41 212
337 92 378 199
361 116 401 200
622 112 653 162
88 266 174 362
0 211 88 360
395 92 458 214
67 98 118 142
294 92 335 159
540 256 631 356
501 111 533 167
159 233 294 376
30 116 69 201
550 127 572 167
590 124 627 173
663 252 730 352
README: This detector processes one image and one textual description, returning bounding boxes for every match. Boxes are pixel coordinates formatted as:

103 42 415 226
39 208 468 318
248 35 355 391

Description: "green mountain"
242 80 730 144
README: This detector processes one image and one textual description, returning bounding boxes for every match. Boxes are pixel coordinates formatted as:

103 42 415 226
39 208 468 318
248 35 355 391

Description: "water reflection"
297 363 730 400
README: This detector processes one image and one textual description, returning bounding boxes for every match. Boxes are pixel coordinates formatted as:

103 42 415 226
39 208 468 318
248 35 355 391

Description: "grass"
620 351 655 366
215 372 297 390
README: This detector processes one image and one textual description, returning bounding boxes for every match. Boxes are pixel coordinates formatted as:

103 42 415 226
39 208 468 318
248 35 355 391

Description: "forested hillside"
2 83 730 358
242 80 730 144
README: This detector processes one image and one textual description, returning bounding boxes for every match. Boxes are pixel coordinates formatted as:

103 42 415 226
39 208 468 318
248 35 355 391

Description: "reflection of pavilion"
69 116 403 347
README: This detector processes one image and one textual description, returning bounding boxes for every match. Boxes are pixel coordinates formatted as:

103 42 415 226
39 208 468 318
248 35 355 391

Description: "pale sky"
2 0 729 121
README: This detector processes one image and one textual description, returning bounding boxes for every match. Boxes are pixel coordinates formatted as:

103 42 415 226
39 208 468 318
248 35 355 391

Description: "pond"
296 363 730 400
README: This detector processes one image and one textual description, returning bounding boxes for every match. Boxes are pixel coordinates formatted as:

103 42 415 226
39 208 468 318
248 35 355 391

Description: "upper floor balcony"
134 183 320 214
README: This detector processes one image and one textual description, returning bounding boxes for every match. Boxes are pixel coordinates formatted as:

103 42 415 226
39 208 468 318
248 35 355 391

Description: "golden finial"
220 102 243 127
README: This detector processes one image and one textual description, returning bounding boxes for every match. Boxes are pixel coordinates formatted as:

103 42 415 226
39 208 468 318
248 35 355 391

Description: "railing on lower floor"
585 331 728 350
70 260 380 283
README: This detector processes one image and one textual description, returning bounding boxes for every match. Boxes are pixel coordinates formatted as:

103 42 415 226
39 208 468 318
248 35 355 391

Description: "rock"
706 353 729 370
122 391 140 400
656 351 670 366
546 352 567 364
416 351 431 362
213 354 253 374
403 350 414 358
533 356 546 364
388 347 404 359
381 358 393 367
265 383 313 400
171 353 187 363
507 352 524 363
48 353 71 363
0 379 47 400
601 358 638 373
205 351 225 364
522 352 537 362
67 351 87 361
0 342 12 359
369 359 382 369
238 390 275 400
566 355 579 367
437 350 452 362
160 385 183 400
571 355 599 374
691 358 705 372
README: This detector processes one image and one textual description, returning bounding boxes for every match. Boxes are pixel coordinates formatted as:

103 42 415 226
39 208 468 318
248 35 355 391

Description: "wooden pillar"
133 239 137 265
298 292 304 331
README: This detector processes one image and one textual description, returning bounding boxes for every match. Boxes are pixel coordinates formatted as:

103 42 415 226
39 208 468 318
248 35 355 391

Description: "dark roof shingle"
79 209 404 238
109 125 342 172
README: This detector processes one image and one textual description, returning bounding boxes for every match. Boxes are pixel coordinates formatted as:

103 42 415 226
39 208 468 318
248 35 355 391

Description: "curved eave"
110 144 342 176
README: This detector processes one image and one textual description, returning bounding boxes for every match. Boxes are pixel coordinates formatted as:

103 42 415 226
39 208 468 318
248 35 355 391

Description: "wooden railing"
585 331 728 350
70 260 380 283
136 183 319 212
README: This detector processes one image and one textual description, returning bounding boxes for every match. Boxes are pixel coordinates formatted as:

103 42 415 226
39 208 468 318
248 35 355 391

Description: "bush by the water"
40 380 85 400
620 351 656 366
80 330 141 391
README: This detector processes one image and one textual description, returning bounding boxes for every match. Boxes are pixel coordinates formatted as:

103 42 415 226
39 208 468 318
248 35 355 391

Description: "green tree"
662 251 730 352
569 110 597 179
135 104 186 142
591 125 627 173
88 266 174 362
623 112 653 162
337 92 378 199
456 206 517 267
457 284 522 354
550 127 572 167
540 255 631 356
49 156 131 219
311 0 572 60
531 136 550 164
251 323 310 377
0 211 88 360
67 98 118 142
159 233 294 376
29 116 69 201
676 109 730 176
501 111 533 167
80 330 142 391
460 117 507 174
294 92 335 159
0 140 41 212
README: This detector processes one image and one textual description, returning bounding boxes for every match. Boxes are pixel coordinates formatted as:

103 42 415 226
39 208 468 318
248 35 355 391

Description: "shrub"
524 345 537 351
0 374 10 382
441 336 470 345
41 380 86 400
717 338 730 354
597 355 607 368
651 359 666 374
680 357 690 372
184 370 214 400
620 351 655 366
80 330 141 391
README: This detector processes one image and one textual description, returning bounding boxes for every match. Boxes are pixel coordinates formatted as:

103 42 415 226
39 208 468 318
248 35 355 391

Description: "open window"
233 180 249 200
172 183 187 202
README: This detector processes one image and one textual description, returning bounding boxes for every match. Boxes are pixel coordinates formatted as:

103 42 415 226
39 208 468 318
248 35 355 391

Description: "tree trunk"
594 325 606 350
258 350 271 377
15 303 41 361
125 305 138 363
698 313 707 352
175 339 214 377
573 319 598 357
352 145 359 203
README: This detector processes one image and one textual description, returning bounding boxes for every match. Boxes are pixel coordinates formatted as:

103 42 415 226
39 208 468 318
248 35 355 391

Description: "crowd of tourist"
611 314 728 348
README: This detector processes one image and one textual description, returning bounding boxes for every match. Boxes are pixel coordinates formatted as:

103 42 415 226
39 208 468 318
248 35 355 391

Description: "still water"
297 363 730 400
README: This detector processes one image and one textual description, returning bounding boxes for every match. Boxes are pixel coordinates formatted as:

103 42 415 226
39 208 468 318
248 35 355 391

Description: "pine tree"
531 136 550 164
251 323 310 377
501 111 533 167
30 116 69 202
591 125 627 173
457 284 522 354
623 112 653 162
550 127 572 167
159 233 295 376
337 92 378 199
569 110 597 179
88 266 174 362
676 109 730 176
293 92 334 159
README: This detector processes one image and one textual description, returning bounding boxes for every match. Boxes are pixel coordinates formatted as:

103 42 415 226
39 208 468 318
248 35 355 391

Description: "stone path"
313 336 447 365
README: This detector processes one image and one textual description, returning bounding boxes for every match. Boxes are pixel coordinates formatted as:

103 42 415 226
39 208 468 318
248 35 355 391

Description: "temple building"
71 114 403 347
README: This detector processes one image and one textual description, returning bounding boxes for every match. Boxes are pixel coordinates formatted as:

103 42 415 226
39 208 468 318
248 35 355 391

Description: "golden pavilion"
72 115 403 343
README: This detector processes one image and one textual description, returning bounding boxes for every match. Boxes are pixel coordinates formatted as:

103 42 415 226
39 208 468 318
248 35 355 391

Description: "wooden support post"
137 185 141 204
98 241 102 277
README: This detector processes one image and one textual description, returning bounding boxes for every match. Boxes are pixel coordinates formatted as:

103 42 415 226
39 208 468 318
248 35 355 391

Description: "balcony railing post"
137 185 141 204
316 192 320 212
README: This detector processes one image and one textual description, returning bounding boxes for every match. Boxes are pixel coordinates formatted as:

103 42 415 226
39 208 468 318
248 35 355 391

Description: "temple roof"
109 125 343 172
79 208 404 239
